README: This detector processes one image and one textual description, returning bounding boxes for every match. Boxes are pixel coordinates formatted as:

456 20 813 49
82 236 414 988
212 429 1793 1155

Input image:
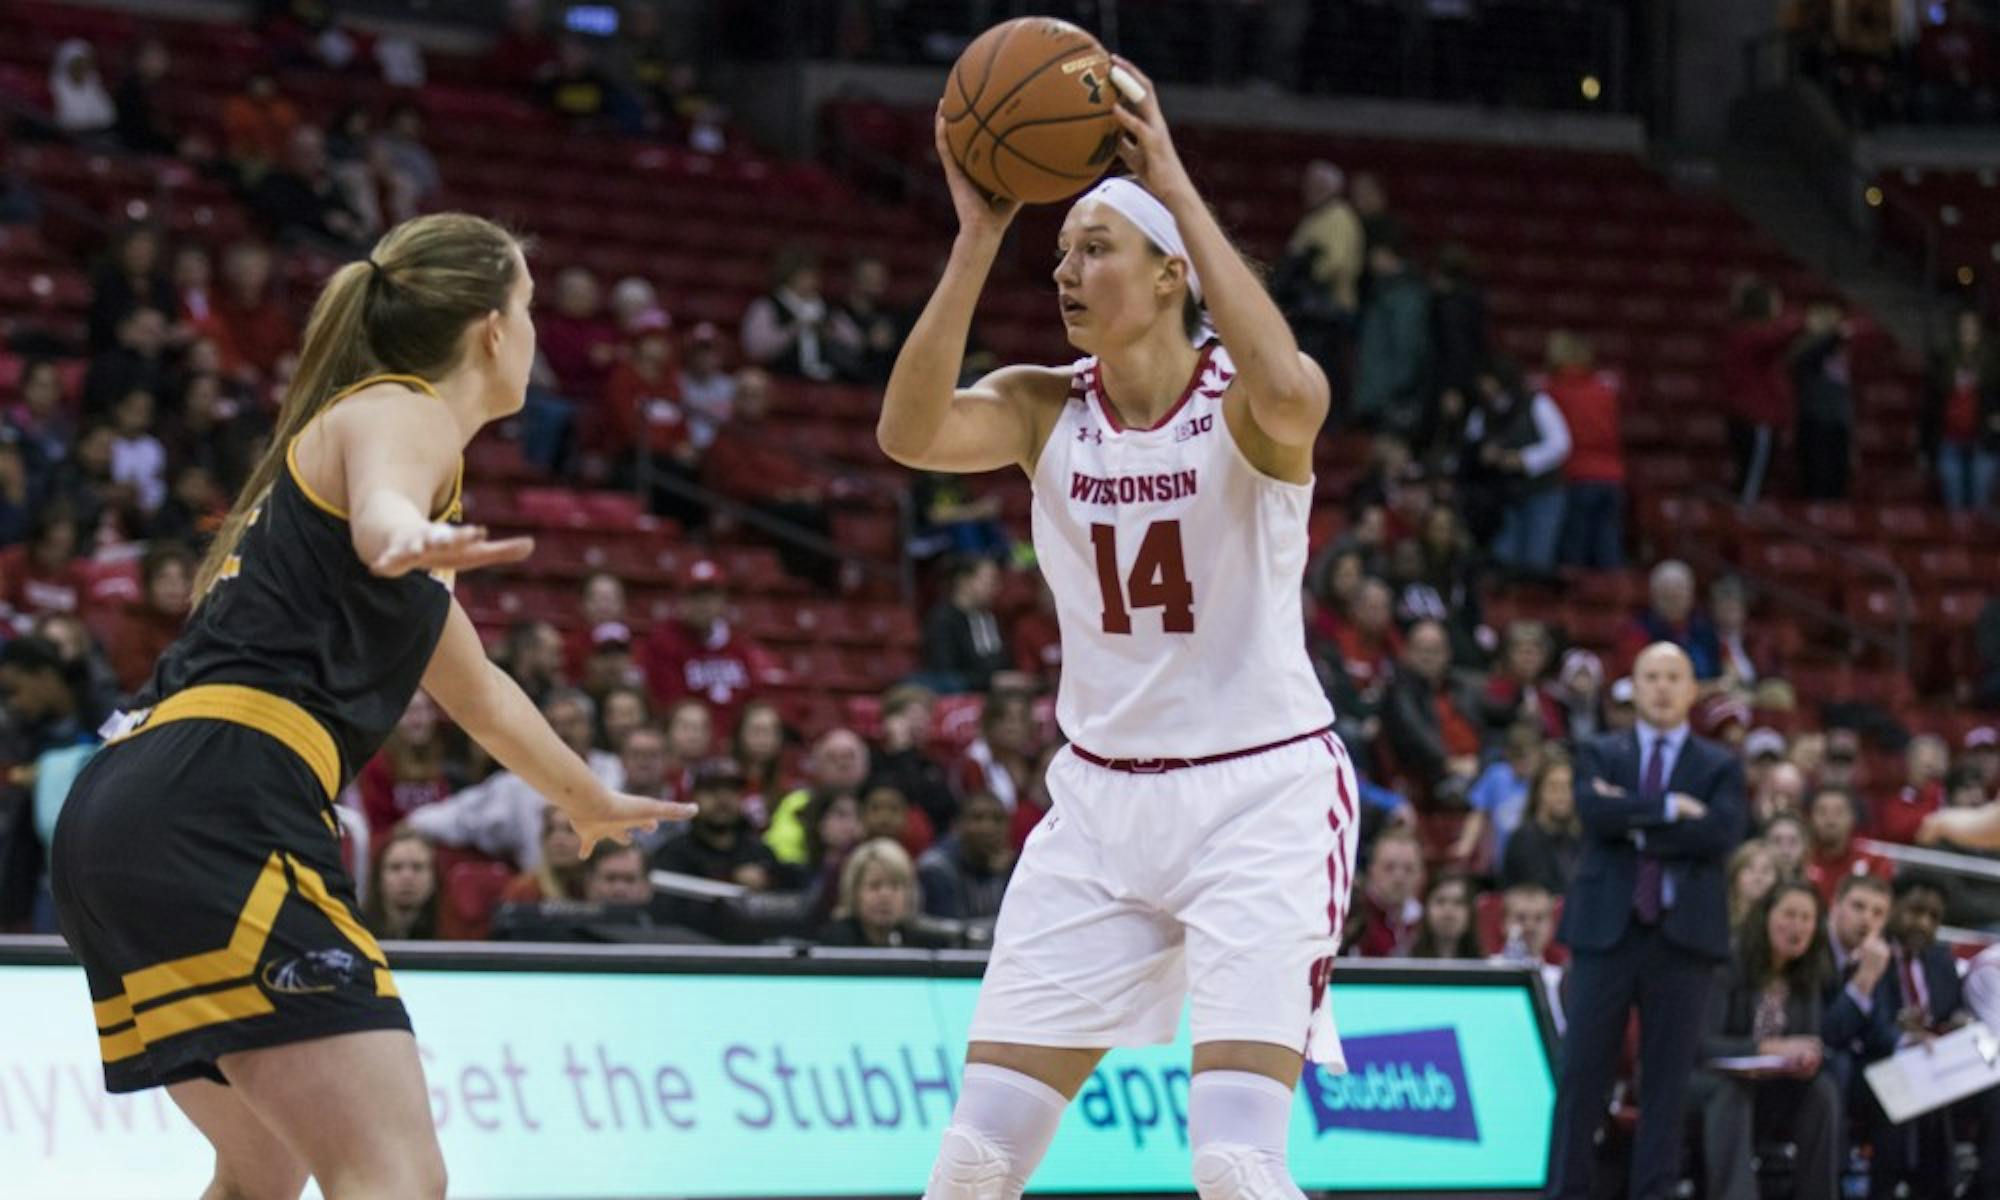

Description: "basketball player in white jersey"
878 58 1359 1200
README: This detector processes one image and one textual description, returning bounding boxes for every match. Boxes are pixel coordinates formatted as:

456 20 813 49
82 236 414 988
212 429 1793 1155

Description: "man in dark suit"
1546 642 1747 1200
1865 874 2000 1200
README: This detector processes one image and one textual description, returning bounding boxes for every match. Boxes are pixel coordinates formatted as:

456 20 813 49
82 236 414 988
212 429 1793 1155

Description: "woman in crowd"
815 838 954 949
1502 751 1581 894
1408 872 1483 959
364 830 440 941
1727 838 1780 930
499 805 589 904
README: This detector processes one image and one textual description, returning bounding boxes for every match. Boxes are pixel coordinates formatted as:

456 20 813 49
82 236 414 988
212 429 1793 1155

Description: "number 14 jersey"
1030 342 1334 759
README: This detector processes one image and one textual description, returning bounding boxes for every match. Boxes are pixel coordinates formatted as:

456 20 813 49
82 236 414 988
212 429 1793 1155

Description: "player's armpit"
333 395 465 565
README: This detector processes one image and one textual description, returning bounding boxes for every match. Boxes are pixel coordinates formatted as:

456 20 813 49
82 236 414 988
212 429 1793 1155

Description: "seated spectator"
403 691 624 866
355 691 452 845
697 370 840 587
362 830 439 940
113 37 179 157
1462 359 1570 573
1407 872 1482 959
828 256 902 385
870 684 956 836
787 786 868 905
50 41 116 140
1616 560 1720 681
107 389 166 514
598 684 649 752
1007 742 1063 852
920 555 1012 694
1820 874 1893 1108
1496 881 1561 965
1710 575 1783 702
1555 649 1606 742
1867 874 2000 1199
861 780 932 859
910 471 1009 561
1691 882 1839 1200
731 700 792 826
540 267 620 402
378 102 441 208
213 242 295 385
916 791 1014 922
953 690 1040 816
88 224 177 357
9 359 76 491
1965 726 1999 797
1803 785 1891 907
1921 308 1999 515
583 842 652 906
166 370 256 494
742 247 837 381
248 126 367 251
150 463 229 549
1763 810 1809 881
1726 838 1780 929
499 805 589 904
651 758 779 890
1503 752 1580 893
1350 236 1431 440
85 308 173 420
1873 733 1948 845
498 618 565 706
1010 572 1061 690
561 572 629 679
1383 620 1482 806
1791 300 1854 501
542 37 633 130
817 839 955 949
1350 827 1424 957
659 698 713 793
1546 330 1625 568
0 440 31 549
765 728 872 866
221 72 301 178
0 507 89 621
1720 278 1803 503
487 0 560 90
1480 620 1564 742
676 322 736 449
1316 577 1400 753
106 541 192 692
640 558 783 731
1459 719 1542 868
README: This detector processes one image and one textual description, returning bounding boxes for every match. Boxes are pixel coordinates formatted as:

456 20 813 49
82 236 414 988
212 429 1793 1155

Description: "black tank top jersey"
137 375 463 788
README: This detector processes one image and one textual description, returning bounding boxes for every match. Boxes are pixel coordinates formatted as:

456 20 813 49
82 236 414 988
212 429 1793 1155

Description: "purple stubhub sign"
1302 1027 1480 1143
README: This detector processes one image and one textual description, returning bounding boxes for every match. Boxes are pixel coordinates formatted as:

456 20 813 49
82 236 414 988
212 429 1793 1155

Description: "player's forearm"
1161 188 1317 426
1930 804 2000 850
460 661 612 816
879 231 1001 461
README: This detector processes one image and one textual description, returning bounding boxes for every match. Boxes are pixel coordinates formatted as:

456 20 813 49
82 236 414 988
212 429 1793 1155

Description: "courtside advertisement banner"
0 963 1553 1197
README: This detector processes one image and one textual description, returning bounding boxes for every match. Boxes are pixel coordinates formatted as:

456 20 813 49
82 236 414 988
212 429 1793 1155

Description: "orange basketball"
941 17 1120 205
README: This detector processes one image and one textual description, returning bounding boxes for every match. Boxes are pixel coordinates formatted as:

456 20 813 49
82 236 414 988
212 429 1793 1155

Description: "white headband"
1079 176 1201 303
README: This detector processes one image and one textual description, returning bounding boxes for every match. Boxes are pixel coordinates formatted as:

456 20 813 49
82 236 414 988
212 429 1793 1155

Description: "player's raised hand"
934 107 1020 237
1107 57 1192 203
371 522 534 578
568 790 698 859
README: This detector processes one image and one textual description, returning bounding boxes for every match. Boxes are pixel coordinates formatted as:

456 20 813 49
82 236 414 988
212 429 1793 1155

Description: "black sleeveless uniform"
50 374 462 1093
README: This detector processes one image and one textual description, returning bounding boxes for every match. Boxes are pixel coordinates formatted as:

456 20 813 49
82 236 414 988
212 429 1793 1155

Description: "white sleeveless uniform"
967 343 1361 1067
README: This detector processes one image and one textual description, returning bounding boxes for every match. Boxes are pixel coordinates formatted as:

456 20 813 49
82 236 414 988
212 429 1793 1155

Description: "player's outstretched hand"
568 791 698 858
934 107 1020 237
1107 57 1192 203
372 522 535 578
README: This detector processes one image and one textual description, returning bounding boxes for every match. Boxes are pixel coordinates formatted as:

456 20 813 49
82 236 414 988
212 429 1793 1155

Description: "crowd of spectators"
1785 0 2000 126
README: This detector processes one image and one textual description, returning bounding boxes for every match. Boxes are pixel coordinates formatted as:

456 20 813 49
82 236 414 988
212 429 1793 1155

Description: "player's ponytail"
195 213 524 602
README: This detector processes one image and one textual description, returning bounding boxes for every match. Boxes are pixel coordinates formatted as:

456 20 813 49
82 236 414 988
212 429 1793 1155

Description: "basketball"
941 17 1121 205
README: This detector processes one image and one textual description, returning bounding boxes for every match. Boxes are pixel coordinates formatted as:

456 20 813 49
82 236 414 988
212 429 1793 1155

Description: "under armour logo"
1077 425 1103 444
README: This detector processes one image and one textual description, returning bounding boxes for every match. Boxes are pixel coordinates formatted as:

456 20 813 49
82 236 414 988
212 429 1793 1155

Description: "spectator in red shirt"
1480 619 1565 743
1546 330 1626 568
212 241 295 386
640 557 784 731
603 307 687 461
699 369 839 587
220 71 301 177
1331 576 1403 702
539 266 620 401
1719 278 1803 503
1875 734 1949 845
1804 785 1892 907
1010 571 1061 690
1350 827 1425 957
356 691 452 846
1965 727 1999 798
1922 309 2000 514
1384 620 1482 806
0 507 88 622
106 540 191 692
952 691 1041 818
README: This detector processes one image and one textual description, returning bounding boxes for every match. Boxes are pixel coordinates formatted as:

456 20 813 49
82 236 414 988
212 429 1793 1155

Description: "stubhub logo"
1303 1027 1478 1142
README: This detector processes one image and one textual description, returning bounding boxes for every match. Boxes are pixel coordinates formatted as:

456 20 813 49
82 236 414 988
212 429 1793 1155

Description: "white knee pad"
927 1124 1015 1200
1192 1142 1304 1200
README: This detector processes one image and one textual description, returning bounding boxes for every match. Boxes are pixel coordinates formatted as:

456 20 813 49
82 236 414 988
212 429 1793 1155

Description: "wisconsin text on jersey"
1067 469 1200 505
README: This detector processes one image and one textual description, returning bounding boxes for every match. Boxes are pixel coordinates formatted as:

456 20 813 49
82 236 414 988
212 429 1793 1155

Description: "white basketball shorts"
967 728 1360 1070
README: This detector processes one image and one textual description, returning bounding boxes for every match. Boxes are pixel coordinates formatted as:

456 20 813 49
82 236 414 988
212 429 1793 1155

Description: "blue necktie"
1634 738 1666 923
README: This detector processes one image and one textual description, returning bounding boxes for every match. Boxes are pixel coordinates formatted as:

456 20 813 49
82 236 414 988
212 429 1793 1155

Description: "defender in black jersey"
50 214 690 1200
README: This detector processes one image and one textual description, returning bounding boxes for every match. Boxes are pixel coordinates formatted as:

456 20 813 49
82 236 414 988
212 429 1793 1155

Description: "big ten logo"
1301 1028 1479 1142
1173 414 1214 443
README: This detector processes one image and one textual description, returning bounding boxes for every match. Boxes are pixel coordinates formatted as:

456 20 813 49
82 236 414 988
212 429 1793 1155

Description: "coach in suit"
1545 642 1747 1200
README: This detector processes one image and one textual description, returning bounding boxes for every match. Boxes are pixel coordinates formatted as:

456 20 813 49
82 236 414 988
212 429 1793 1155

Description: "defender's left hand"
1108 57 1192 202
